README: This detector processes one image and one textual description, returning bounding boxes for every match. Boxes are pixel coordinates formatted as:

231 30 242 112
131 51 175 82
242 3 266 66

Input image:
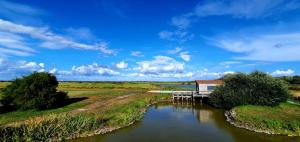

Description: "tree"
1 72 68 110
209 71 290 109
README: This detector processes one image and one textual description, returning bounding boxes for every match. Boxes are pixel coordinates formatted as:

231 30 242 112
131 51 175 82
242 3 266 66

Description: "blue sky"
0 0 300 81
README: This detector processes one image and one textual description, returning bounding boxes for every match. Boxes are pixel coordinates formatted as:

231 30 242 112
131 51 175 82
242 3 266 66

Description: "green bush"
209 71 290 109
0 72 68 110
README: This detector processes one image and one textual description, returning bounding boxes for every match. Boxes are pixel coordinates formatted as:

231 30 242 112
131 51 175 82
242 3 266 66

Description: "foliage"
1 72 68 110
209 71 290 109
0 113 102 142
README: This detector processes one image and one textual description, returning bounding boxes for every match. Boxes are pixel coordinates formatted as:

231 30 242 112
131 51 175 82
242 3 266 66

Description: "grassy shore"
230 103 300 136
0 82 171 141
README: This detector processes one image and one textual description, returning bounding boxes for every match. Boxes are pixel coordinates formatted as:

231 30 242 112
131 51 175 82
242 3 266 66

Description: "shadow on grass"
0 97 88 114
53 97 88 109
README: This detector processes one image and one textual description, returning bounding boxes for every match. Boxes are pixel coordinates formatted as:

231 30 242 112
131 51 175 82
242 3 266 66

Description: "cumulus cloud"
0 57 45 79
271 69 294 76
70 63 119 76
134 56 184 75
116 61 128 69
179 52 191 61
0 19 116 56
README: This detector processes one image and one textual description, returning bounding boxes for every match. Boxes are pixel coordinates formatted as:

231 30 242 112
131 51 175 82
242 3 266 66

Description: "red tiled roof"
195 80 223 84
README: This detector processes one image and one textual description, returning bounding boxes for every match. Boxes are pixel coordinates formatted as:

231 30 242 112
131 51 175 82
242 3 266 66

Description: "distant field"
292 90 300 97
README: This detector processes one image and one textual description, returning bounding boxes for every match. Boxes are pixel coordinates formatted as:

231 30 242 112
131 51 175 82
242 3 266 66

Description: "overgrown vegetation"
210 71 290 109
0 80 170 141
0 114 101 142
233 103 300 136
1 72 68 110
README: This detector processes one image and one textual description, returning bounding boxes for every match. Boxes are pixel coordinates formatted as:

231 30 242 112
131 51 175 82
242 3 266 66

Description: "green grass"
58 82 159 90
0 101 86 125
0 82 10 89
0 81 171 141
101 94 170 127
0 113 102 142
233 103 300 135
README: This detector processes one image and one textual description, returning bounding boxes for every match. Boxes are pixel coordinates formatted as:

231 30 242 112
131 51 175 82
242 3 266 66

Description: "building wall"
197 84 219 92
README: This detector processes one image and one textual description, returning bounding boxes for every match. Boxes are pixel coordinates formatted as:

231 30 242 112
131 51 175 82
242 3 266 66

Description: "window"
207 86 215 91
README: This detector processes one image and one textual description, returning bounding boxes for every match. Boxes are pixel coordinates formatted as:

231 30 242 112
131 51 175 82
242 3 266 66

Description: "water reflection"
71 102 300 142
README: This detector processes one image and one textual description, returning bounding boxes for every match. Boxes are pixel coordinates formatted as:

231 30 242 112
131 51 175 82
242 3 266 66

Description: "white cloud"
158 30 193 43
223 71 235 75
193 0 300 19
171 16 191 29
65 27 95 40
271 69 294 76
163 0 300 43
166 47 182 54
158 31 173 40
49 68 57 74
127 72 193 79
219 61 241 68
219 61 241 65
0 19 116 56
134 56 184 74
0 47 34 56
130 51 143 57
0 0 44 24
70 63 119 76
193 69 235 79
116 61 128 69
0 57 46 79
170 0 300 28
179 52 191 61
213 32 300 61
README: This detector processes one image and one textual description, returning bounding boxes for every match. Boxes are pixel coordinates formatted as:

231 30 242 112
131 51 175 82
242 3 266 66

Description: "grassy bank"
231 103 300 136
0 82 171 141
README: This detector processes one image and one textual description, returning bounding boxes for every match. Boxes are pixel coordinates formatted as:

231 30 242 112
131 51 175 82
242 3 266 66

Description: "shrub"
209 71 290 109
0 72 68 110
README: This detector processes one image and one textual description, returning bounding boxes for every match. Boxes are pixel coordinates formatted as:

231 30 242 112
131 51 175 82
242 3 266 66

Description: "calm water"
71 102 300 142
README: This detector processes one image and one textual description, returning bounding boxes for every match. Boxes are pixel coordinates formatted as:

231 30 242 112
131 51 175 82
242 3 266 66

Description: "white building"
195 80 223 93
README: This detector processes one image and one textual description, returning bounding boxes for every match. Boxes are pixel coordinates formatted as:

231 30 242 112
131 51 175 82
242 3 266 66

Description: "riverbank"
225 103 300 136
0 82 171 141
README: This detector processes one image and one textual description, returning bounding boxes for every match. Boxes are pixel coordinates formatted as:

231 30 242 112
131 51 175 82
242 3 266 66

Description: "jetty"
148 90 212 101
148 79 223 101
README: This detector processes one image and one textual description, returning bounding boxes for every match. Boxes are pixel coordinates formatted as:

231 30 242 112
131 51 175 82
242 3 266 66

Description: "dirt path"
70 93 139 114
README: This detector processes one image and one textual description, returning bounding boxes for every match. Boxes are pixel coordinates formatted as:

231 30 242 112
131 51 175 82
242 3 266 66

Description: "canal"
71 102 300 142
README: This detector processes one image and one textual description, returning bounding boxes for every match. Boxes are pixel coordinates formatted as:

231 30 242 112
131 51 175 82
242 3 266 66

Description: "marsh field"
0 81 300 142
0 81 176 141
